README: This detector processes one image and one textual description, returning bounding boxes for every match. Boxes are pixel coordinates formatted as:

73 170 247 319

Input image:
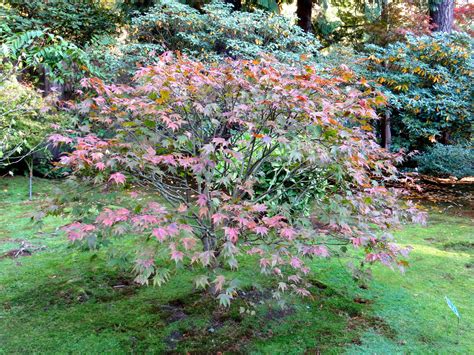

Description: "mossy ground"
0 177 472 353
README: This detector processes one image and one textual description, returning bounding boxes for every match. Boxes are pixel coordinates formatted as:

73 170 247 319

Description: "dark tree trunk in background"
381 110 392 150
381 0 389 22
297 0 313 32
441 130 451 144
430 0 454 32
225 0 241 11
129 0 155 10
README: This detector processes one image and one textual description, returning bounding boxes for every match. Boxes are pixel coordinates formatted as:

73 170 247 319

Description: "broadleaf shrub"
1 0 120 45
131 0 320 63
77 0 321 84
363 32 473 151
314 1 432 48
0 1 117 89
415 144 474 179
0 75 66 165
0 29 96 85
51 54 425 304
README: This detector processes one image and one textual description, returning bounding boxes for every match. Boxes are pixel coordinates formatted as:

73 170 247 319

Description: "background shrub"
1 0 120 46
415 144 474 178
362 32 473 152
131 0 320 63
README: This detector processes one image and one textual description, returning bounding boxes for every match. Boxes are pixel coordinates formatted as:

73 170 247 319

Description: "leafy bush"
0 76 66 166
50 55 424 305
313 1 431 48
0 2 117 88
363 32 473 151
84 35 164 83
0 29 96 86
1 0 120 46
415 144 474 178
85 0 321 83
131 0 320 62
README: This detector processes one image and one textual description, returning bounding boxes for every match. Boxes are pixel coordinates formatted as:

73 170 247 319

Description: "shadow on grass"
1 244 397 353
1 177 473 353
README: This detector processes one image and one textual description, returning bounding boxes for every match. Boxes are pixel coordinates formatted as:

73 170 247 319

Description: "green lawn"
1 177 473 353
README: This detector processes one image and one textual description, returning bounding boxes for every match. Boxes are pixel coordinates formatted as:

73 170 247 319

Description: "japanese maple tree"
51 54 425 305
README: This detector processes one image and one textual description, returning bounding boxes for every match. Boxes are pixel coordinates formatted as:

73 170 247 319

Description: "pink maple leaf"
247 247 264 255
224 227 239 243
254 225 268 236
301 267 310 275
182 237 197 250
212 138 228 146
259 258 270 268
288 274 301 283
351 237 363 247
132 214 159 228
160 155 177 166
198 206 209 218
91 152 104 161
234 216 250 227
166 223 179 237
109 172 126 185
211 213 228 225
290 257 303 269
295 288 311 297
312 246 330 257
280 227 296 240
95 162 106 171
177 204 188 213
136 258 154 268
62 222 96 241
96 208 130 226
262 215 285 228
152 227 168 242
197 194 208 207
365 253 379 262
252 204 267 212
213 275 226 293
48 134 73 146
170 247 184 263
147 202 167 214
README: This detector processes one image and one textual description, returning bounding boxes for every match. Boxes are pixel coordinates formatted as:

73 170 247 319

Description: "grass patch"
0 177 473 353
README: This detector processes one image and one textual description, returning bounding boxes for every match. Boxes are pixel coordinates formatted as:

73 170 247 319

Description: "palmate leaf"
217 293 233 308
153 268 171 287
194 275 210 290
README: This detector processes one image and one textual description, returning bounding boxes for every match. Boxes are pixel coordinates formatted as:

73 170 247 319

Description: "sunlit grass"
0 177 472 353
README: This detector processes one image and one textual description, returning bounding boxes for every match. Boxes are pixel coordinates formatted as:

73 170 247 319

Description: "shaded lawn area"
0 177 473 353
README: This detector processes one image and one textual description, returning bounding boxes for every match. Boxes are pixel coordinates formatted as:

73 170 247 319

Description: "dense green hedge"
415 144 474 178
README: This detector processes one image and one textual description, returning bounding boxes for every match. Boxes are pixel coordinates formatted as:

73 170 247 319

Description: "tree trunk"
26 157 33 200
202 233 221 268
430 0 454 32
42 65 65 98
381 0 389 21
225 0 241 11
441 130 450 144
202 233 216 252
296 0 313 32
381 110 392 150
